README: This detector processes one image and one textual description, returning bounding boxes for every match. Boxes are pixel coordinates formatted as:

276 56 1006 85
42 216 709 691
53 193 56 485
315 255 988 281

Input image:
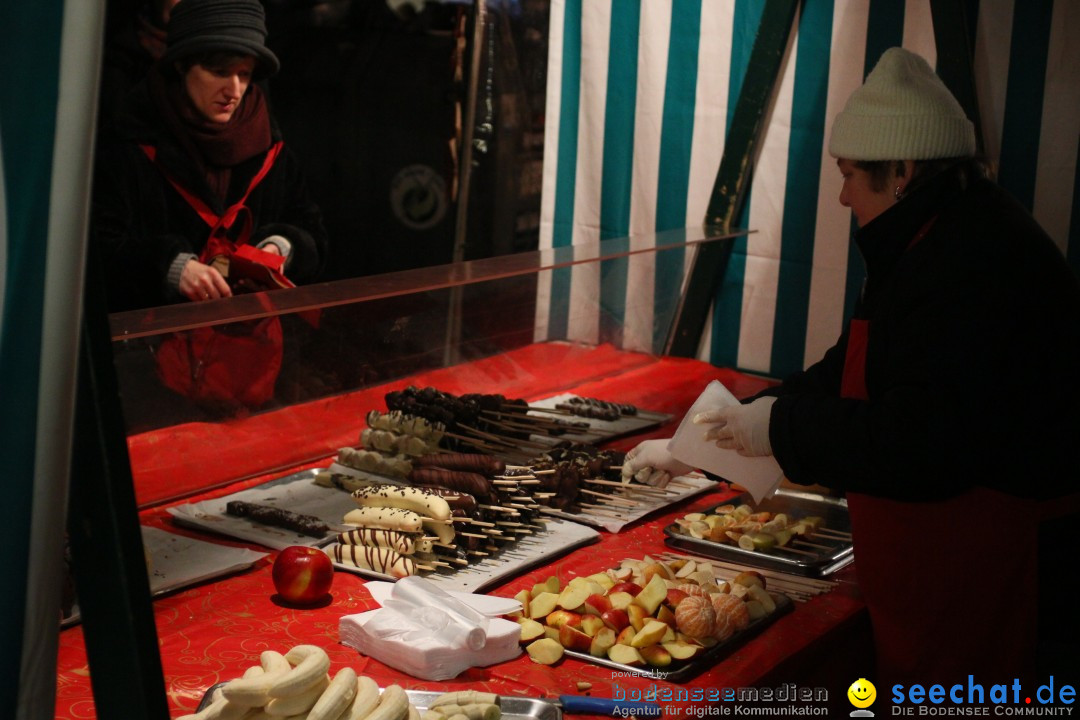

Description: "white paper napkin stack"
339 577 522 680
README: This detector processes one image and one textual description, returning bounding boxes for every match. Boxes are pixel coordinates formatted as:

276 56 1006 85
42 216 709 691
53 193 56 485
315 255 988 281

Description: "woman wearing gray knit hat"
626 48 1080 685
92 0 327 408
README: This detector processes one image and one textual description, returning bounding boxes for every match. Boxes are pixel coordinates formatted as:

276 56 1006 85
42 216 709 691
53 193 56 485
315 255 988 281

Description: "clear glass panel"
110 228 744 507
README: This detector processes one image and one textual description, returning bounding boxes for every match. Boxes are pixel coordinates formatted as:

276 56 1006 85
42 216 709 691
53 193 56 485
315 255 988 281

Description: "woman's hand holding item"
694 396 777 457
621 438 693 487
179 258 233 301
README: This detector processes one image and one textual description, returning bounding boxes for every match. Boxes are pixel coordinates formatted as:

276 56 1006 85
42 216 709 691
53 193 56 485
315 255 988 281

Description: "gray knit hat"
162 0 280 78
829 47 975 160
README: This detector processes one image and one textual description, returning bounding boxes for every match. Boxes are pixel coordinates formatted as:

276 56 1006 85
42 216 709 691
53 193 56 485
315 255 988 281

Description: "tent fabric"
0 2 105 718
537 0 1080 378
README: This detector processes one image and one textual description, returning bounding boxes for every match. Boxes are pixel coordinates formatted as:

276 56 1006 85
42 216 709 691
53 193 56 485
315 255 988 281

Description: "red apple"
584 593 613 616
546 609 583 629
665 588 689 609
609 581 643 596
558 624 594 653
601 608 630 632
272 546 333 605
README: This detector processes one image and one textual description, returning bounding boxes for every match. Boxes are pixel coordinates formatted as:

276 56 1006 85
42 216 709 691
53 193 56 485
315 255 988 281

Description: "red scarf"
148 64 272 202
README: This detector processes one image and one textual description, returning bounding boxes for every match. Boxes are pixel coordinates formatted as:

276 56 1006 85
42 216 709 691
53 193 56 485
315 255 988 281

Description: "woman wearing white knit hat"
626 48 1080 685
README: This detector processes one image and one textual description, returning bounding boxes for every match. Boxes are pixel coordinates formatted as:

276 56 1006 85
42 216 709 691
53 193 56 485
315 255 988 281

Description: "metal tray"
197 684 560 720
563 592 793 683
664 488 853 577
526 393 671 444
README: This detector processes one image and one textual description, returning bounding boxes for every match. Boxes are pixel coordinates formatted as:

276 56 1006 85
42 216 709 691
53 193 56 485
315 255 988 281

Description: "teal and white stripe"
0 1 104 716
539 0 1080 377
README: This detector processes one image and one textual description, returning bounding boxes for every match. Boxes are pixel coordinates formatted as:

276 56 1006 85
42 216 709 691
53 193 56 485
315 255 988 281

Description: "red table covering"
56 344 867 719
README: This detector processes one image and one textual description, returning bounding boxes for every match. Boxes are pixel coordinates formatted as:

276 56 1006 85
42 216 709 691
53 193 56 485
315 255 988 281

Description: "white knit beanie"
829 47 976 160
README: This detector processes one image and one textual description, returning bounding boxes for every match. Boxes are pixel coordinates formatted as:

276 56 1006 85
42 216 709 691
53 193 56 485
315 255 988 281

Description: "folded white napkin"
339 576 522 680
668 380 785 503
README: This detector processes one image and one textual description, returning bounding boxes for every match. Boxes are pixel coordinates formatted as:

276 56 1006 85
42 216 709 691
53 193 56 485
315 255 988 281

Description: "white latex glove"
621 438 693 487
693 396 777 457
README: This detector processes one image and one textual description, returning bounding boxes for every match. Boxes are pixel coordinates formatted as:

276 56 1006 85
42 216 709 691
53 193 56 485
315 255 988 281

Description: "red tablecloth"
56 344 867 719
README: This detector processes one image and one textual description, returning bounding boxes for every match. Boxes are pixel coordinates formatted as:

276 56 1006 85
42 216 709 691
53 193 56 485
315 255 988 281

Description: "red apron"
142 143 288 410
841 218 1038 687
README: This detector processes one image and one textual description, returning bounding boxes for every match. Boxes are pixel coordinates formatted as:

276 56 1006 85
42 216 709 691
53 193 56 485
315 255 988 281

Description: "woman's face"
837 158 897 228
182 56 256 124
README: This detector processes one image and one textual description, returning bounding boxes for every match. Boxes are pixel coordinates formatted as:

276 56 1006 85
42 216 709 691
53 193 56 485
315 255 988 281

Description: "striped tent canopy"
537 0 1080 379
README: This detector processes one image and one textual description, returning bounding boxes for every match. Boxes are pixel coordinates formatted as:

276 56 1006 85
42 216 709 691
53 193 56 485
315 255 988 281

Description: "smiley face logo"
848 678 877 709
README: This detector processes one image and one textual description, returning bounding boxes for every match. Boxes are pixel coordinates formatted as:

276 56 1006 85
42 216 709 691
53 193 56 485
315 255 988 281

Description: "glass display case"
106 228 744 507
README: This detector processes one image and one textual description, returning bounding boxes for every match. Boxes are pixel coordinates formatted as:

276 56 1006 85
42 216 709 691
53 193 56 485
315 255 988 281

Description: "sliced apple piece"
601 608 630 632
545 609 583 629
584 593 612 616
589 627 617 657
642 562 674 585
743 599 767 621
607 644 645 667
662 640 704 661
656 604 677 629
629 620 669 649
639 644 673 668
745 584 777 614
580 615 606 637
587 573 615 591
518 618 546 643
558 624 593 653
608 581 643 596
665 588 688 609
626 603 649 632
631 574 668 616
733 570 766 589
529 591 559 619
614 626 636 646
557 585 589 612
526 638 564 665
607 592 633 611
674 560 697 579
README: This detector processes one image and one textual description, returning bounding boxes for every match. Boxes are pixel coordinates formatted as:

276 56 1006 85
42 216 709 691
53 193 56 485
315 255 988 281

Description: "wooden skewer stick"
571 505 627 519
458 531 487 539
416 564 436 572
813 528 852 539
479 504 519 515
462 518 496 528
515 404 575 416
441 430 504 453
467 550 488 557
792 539 836 551
578 488 640 507
581 477 675 495
576 502 628 516
773 545 823 557
426 560 452 568
461 423 549 450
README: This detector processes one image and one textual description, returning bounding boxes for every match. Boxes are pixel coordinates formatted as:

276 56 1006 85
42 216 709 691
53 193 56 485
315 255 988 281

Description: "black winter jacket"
761 164 1080 501
92 81 327 312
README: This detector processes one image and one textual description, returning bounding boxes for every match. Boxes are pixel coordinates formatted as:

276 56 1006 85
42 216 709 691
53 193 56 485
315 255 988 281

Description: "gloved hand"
693 396 777 457
621 438 693 487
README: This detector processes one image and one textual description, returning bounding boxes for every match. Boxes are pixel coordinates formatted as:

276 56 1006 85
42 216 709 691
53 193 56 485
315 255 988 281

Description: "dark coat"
92 80 327 312
761 163 1080 502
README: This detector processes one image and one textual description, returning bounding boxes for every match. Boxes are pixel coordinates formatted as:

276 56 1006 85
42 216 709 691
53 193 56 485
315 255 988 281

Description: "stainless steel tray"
563 592 793 683
197 684 560 719
527 393 671 444
664 488 853 577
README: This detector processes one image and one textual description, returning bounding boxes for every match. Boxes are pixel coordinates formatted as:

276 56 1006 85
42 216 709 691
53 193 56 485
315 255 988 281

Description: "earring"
894 185 905 200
